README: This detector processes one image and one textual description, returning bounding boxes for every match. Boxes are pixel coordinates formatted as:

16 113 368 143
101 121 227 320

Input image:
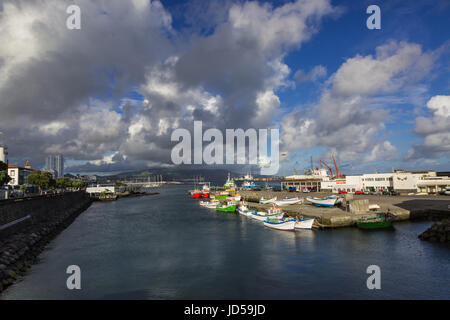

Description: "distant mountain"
100 167 244 184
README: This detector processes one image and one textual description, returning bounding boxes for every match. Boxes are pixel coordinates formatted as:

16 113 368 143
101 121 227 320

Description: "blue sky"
1 0 449 175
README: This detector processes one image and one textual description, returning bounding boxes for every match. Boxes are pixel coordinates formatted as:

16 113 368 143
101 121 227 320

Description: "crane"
320 160 333 177
332 155 341 178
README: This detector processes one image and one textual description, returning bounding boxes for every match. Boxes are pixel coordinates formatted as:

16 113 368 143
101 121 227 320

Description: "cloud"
330 41 433 96
294 65 327 83
281 41 434 164
408 95 450 159
1 0 337 172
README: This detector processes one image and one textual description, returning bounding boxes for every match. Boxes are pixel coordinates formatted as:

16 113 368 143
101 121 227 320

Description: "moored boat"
357 213 394 229
264 218 296 231
216 201 237 213
201 184 210 198
295 217 315 229
226 194 241 201
357 220 393 229
200 199 220 209
250 207 284 221
192 190 202 199
260 197 277 204
238 203 254 216
306 196 337 207
274 197 303 206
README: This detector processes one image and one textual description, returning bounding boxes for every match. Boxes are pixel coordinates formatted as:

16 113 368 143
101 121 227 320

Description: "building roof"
8 164 39 171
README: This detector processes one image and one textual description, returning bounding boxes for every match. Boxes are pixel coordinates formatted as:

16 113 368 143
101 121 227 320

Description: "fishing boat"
199 199 220 209
216 201 237 213
260 197 277 204
191 190 202 199
274 197 303 206
241 180 261 190
226 194 241 201
306 196 337 207
264 218 296 231
214 194 228 200
357 214 393 229
201 184 210 198
238 203 254 216
224 173 237 190
250 207 284 221
294 217 315 229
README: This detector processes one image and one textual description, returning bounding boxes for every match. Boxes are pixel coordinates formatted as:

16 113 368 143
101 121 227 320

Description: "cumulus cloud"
0 0 173 167
408 95 450 159
294 65 327 83
281 41 434 164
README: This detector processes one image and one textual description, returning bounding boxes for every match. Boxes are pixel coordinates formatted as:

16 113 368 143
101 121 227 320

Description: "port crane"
320 160 333 177
320 155 343 178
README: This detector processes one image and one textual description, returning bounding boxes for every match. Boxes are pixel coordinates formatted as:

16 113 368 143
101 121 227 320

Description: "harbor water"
1 185 449 300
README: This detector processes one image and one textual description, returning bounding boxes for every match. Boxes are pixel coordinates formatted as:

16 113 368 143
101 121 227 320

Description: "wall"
0 192 92 237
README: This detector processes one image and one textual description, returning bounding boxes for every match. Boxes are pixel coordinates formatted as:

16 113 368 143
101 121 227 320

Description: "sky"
0 0 449 176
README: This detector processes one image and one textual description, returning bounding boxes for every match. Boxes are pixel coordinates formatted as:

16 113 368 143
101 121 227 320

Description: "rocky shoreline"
0 198 92 294
419 218 450 243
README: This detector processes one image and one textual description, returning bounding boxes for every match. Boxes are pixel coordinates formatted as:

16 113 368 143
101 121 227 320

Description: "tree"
71 180 87 190
26 171 55 195
56 177 72 191
0 161 11 187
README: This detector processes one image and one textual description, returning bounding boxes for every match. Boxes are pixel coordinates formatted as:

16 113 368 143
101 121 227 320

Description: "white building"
320 170 450 194
282 168 329 191
7 161 39 187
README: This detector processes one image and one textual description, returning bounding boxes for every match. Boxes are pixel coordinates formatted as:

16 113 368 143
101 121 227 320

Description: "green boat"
216 205 237 213
215 194 228 200
357 213 394 229
357 220 393 229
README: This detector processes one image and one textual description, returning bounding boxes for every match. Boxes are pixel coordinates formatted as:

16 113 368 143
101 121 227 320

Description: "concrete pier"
238 190 450 228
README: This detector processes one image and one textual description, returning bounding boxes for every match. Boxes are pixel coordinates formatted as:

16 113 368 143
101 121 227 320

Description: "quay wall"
0 192 93 293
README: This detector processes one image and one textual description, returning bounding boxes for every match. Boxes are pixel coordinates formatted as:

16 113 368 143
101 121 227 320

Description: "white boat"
264 218 296 231
306 196 337 207
238 204 254 216
227 194 241 201
250 207 284 221
199 200 220 209
368 204 380 210
273 197 303 206
294 217 315 229
260 197 277 204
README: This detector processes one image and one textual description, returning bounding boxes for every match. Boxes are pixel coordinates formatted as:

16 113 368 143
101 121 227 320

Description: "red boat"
201 184 210 198
192 191 202 199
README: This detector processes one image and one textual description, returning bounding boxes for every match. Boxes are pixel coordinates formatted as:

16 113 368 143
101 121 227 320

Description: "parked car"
338 190 347 194
355 191 364 195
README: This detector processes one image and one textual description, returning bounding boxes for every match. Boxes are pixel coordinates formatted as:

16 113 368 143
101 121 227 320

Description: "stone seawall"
0 192 93 293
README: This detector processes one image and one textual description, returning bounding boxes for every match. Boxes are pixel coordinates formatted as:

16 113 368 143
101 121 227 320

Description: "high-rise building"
45 155 64 178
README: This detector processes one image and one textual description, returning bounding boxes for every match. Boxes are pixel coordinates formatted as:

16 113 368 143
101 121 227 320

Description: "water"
1 185 449 300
